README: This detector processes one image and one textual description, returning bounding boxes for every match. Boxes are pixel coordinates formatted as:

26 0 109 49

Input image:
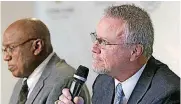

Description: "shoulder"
41 55 76 98
145 57 180 101
152 57 180 89
55 60 75 77
146 56 180 89
48 53 76 80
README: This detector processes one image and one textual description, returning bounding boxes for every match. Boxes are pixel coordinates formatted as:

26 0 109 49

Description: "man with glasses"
2 18 90 104
56 4 180 104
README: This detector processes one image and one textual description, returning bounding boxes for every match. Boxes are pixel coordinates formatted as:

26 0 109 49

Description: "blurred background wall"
1 1 180 104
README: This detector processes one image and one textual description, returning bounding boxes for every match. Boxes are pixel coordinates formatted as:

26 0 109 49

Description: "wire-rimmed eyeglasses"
2 38 37 55
90 32 124 46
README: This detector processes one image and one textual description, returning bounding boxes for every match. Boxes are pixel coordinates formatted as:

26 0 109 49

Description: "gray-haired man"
56 4 180 104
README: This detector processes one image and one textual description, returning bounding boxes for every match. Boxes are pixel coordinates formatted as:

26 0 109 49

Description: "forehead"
3 24 28 46
96 16 126 40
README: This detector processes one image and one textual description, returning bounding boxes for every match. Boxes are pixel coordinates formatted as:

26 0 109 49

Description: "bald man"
2 18 90 104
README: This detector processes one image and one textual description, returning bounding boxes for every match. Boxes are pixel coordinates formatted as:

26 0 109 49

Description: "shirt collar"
115 64 146 100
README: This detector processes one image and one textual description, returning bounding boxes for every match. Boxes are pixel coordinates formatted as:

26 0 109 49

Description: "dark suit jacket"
9 53 91 104
92 56 180 104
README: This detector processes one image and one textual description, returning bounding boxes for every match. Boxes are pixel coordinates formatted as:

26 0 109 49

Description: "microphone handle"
70 80 83 98
66 78 85 98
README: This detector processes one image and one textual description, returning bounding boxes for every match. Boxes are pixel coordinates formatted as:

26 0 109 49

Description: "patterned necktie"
17 80 29 104
114 83 125 104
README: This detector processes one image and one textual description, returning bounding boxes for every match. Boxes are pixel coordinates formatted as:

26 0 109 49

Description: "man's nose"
92 41 101 54
3 52 12 61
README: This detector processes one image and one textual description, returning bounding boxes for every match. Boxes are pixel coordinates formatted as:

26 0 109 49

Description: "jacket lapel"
103 79 115 104
11 79 24 104
128 56 157 104
25 53 60 104
94 75 115 104
25 77 45 104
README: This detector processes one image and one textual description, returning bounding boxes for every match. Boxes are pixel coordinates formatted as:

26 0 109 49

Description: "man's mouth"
8 65 15 71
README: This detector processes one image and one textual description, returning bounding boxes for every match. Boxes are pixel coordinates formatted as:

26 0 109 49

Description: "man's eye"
2 48 6 52
9 47 14 51
97 39 103 44
102 40 109 45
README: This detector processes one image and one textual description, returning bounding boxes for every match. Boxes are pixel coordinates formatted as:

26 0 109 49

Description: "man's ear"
32 39 44 55
130 44 143 61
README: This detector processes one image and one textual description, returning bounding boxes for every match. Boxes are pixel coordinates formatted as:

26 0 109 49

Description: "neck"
113 65 143 82
29 51 52 76
111 57 148 82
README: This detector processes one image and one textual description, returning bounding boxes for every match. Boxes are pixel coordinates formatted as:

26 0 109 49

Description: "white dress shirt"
23 52 54 98
114 64 146 103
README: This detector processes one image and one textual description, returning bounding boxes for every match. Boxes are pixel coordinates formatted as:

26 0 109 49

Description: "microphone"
65 65 89 98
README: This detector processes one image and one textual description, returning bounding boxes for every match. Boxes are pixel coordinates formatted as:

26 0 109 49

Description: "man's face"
91 17 131 75
3 27 35 78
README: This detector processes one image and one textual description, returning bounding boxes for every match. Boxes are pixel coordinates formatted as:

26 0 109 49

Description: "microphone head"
75 65 89 79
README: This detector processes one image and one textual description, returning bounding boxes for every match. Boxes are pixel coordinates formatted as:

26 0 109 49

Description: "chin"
12 73 20 78
92 68 110 74
12 71 23 78
92 65 109 74
92 63 101 69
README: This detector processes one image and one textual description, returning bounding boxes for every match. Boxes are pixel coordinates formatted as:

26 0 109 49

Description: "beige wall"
1 1 35 104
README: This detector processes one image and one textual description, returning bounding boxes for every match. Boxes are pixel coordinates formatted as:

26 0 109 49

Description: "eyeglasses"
2 38 37 55
90 32 124 46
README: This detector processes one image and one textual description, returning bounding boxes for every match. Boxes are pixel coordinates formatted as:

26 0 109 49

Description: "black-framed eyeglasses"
2 38 37 55
90 32 124 46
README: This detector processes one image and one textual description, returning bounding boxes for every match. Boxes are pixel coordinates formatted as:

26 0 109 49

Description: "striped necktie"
114 83 125 104
17 80 29 104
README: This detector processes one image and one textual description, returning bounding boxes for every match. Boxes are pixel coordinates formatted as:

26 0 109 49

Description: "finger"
59 94 66 100
73 97 84 104
62 88 72 100
59 94 74 104
54 100 65 104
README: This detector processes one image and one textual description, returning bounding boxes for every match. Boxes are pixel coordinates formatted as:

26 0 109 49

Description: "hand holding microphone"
55 88 84 104
55 65 89 104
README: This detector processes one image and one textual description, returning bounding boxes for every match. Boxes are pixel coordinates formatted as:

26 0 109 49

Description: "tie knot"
116 83 123 92
115 83 124 97
23 79 27 85
22 80 28 92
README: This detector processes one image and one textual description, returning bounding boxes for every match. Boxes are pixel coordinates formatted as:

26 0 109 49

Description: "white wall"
1 1 180 104
0 2 2 103
151 2 180 76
